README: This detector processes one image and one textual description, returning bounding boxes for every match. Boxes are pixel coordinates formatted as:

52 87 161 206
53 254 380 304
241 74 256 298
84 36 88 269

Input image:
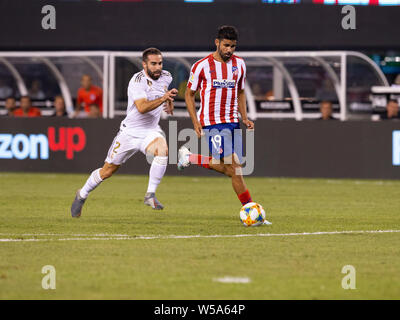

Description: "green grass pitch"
0 172 399 299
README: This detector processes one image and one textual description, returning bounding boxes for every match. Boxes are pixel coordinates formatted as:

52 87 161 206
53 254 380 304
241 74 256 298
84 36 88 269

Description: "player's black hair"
20 95 31 100
388 99 399 104
5 96 15 101
142 47 162 62
217 25 238 41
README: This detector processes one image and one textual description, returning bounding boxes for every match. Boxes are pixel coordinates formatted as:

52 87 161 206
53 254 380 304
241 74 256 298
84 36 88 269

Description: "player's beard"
146 68 161 80
218 47 232 62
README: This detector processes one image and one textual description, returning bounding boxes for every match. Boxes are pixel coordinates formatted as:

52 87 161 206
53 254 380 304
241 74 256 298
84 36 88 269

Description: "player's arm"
185 88 203 138
135 89 178 114
237 89 254 129
163 77 175 115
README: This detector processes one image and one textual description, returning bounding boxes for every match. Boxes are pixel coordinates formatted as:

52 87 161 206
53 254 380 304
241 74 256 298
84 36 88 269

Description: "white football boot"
177 146 191 171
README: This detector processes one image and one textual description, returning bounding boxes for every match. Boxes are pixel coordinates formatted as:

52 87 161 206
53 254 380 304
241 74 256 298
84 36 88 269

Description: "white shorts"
105 126 166 165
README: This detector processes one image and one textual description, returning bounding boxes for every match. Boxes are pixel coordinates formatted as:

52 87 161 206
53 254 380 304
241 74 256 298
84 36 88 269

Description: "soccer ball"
239 202 266 227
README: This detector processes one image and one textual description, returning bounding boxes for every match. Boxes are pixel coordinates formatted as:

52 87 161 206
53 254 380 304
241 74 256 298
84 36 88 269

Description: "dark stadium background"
0 1 399 51
1 0 400 305
1 0 400 179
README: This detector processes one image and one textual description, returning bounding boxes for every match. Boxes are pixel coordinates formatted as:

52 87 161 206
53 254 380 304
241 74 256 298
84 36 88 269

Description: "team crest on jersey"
147 80 152 87
212 79 236 89
232 66 238 76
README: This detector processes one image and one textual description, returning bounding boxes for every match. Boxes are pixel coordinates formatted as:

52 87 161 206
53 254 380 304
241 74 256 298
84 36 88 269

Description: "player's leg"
178 149 252 205
222 125 253 205
80 162 120 197
220 153 252 205
178 126 227 174
71 162 119 218
178 146 231 177
82 162 120 195
143 136 168 210
178 124 252 205
71 131 134 217
178 124 238 174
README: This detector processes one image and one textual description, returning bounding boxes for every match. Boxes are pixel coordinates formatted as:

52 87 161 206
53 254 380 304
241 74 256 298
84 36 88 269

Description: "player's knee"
224 164 235 177
100 169 113 180
224 163 241 177
100 164 118 179
155 145 168 157
148 138 168 157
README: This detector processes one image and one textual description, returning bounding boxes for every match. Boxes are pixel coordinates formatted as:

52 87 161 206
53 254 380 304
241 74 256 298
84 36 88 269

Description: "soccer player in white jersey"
178 26 255 207
71 48 178 217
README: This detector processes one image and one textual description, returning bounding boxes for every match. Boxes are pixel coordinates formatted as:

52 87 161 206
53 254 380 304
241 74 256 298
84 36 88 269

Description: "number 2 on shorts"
112 142 121 155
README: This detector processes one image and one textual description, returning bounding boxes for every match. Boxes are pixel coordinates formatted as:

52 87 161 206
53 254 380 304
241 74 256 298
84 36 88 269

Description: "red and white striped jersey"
187 54 246 127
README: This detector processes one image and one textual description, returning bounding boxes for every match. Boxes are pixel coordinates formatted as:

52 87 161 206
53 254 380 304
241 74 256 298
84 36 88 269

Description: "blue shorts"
203 122 243 162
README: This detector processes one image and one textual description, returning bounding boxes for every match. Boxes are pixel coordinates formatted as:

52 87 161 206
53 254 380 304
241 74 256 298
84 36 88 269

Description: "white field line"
213 277 251 284
0 229 399 243
0 233 130 237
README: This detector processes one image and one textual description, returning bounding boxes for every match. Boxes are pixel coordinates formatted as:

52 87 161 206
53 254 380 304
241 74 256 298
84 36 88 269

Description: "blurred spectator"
51 95 68 117
318 101 337 120
28 80 46 100
76 75 103 115
88 103 101 118
251 83 274 101
265 90 274 101
316 79 337 102
0 79 13 99
13 96 41 117
392 74 400 87
3 97 16 117
381 99 400 120
390 74 400 106
251 83 264 100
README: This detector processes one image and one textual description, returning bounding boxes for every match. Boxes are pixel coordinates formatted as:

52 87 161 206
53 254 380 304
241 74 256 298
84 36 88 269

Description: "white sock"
80 168 103 199
147 156 168 193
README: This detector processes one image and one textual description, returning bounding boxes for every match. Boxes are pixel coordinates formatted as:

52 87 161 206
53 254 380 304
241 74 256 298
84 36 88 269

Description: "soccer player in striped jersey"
71 48 178 217
178 25 255 207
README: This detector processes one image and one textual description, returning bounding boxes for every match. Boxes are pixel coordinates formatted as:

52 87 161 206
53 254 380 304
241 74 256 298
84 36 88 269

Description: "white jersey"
120 69 172 134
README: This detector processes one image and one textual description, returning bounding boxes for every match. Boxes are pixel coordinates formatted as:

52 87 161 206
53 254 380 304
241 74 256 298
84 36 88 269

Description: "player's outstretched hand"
243 119 254 130
163 88 178 102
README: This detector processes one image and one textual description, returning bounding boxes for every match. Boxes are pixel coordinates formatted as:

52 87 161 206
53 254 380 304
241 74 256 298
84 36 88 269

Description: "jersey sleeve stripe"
199 68 207 127
134 71 144 83
219 62 228 122
192 56 209 74
239 64 245 90
229 57 239 123
227 57 238 123
188 56 209 91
